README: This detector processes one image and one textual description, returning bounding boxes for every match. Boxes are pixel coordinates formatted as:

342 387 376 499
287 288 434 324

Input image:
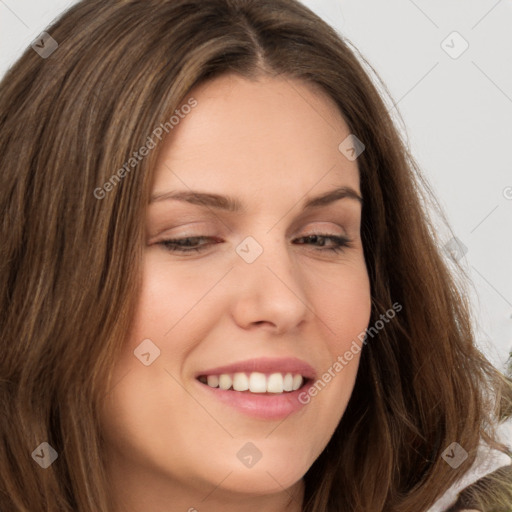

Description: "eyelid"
148 218 352 243
147 221 216 244
300 221 347 235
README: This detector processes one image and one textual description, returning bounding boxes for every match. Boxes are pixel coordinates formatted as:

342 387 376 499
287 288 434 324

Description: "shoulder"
428 418 512 512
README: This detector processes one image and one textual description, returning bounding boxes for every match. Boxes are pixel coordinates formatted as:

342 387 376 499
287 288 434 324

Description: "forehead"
151 73 360 201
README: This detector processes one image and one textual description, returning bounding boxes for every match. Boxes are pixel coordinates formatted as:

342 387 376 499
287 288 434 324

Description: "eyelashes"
157 234 353 255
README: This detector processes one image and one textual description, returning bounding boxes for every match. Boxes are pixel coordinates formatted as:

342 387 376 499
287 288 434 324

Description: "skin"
99 73 372 512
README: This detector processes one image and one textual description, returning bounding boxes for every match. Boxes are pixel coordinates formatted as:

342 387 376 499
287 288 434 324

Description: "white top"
427 418 512 511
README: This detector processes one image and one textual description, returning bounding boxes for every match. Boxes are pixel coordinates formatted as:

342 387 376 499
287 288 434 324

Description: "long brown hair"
1 0 510 510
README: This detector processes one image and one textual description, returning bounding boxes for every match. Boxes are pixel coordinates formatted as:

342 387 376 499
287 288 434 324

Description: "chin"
215 466 305 496
182 450 309 496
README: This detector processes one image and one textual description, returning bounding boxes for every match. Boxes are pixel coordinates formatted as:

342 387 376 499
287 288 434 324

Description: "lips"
194 357 316 419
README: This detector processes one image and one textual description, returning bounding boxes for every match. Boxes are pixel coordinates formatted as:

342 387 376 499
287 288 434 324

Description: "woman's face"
100 73 372 510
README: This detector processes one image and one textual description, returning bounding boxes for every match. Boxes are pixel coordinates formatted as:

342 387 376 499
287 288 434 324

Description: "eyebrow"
149 186 363 212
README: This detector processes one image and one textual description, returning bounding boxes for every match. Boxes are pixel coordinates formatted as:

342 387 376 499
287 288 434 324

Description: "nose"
229 235 311 334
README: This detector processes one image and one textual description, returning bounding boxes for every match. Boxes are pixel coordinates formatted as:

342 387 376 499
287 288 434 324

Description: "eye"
293 234 353 254
157 234 353 255
158 236 215 254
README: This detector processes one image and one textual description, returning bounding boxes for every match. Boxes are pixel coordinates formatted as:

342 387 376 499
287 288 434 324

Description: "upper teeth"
202 372 304 393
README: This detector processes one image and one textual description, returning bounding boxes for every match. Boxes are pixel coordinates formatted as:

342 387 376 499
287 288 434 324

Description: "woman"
0 0 510 510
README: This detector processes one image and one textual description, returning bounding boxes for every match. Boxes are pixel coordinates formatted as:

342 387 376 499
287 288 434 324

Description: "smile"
194 357 315 420
198 371 306 394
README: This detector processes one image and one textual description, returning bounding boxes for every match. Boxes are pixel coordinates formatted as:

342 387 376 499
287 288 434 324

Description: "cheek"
130 255 219 339
295 260 371 439
307 259 372 350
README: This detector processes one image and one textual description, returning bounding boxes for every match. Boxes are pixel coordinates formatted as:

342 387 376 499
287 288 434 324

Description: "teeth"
283 373 294 391
292 374 303 391
218 374 232 390
207 375 219 388
201 371 305 394
249 372 267 393
267 373 284 393
232 372 249 391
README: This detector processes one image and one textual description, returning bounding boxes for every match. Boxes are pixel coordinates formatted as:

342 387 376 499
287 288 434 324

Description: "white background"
1 0 511 371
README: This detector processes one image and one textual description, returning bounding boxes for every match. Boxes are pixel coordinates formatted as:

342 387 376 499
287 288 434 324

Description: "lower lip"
195 380 312 420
